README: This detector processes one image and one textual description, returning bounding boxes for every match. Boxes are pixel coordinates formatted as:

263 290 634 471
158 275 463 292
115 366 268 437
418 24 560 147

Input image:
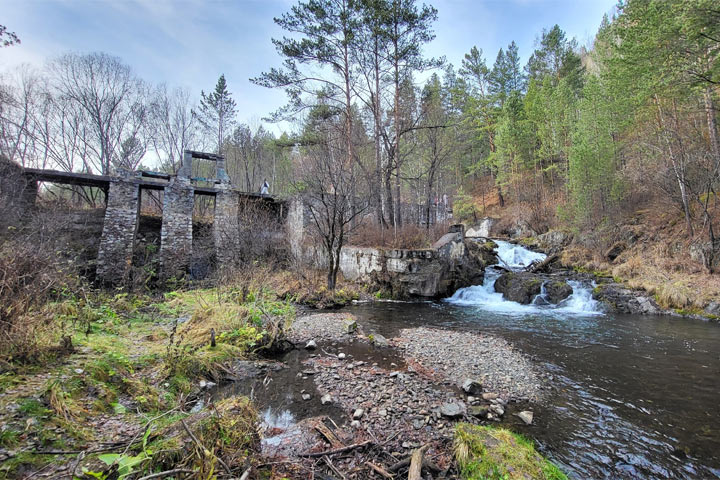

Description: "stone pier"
97 180 140 285
214 187 240 269
160 177 194 280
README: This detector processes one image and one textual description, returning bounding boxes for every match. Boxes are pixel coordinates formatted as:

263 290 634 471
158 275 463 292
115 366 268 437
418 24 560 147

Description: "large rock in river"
494 272 543 304
545 280 573 304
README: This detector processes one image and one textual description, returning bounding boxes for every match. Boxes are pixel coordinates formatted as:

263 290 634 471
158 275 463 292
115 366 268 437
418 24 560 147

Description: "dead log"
408 445 429 480
526 253 558 273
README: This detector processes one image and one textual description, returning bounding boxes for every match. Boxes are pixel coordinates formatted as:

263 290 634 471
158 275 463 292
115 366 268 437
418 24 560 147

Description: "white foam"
446 240 603 316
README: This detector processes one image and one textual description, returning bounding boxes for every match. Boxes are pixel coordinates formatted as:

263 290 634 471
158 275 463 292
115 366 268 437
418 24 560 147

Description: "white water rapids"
447 239 602 316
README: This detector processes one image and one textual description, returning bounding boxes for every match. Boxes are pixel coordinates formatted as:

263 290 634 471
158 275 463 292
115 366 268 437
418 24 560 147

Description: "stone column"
214 187 240 270
287 197 305 263
97 180 140 285
160 178 194 280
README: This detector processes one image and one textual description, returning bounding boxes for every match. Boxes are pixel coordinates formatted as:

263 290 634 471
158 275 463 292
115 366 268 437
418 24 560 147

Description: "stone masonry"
96 180 140 285
214 187 240 269
160 177 194 280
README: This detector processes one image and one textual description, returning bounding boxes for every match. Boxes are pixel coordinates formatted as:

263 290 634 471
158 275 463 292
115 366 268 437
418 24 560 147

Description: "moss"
454 423 567 480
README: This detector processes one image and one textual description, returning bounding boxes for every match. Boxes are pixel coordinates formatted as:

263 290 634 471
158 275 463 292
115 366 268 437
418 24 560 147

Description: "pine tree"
195 74 237 154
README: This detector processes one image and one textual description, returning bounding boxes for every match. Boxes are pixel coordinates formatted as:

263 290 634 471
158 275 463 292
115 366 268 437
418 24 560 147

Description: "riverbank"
0 275 564 479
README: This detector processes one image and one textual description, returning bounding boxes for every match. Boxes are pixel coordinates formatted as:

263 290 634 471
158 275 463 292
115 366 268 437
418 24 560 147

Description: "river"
343 241 720 479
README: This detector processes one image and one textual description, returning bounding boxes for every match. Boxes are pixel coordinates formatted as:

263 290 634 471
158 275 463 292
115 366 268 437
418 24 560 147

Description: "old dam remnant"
1 151 282 284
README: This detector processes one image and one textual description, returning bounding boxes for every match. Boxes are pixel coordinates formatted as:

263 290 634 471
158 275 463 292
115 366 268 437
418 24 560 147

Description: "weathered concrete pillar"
214 187 240 270
97 180 140 285
160 178 194 280
287 197 305 263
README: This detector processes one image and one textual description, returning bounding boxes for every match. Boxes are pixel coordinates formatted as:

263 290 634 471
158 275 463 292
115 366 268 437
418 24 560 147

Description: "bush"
0 235 80 365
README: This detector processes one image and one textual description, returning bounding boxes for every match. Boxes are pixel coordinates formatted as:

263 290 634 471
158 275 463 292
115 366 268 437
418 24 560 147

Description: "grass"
454 424 567 480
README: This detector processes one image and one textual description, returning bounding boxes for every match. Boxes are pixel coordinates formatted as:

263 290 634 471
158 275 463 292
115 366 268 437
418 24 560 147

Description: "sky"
0 0 617 135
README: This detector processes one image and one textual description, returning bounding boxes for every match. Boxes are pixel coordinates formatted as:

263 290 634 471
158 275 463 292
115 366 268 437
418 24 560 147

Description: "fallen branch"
526 254 558 273
136 469 194 480
408 445 429 480
366 461 394 479
298 439 374 458
323 455 347 480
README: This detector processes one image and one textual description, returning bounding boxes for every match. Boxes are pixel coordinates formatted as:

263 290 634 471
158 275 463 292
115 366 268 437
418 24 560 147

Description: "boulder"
494 272 543 304
343 318 358 334
370 333 390 347
468 405 489 418
440 402 466 419
592 284 659 315
545 280 573 304
462 379 483 395
536 230 573 252
517 410 534 425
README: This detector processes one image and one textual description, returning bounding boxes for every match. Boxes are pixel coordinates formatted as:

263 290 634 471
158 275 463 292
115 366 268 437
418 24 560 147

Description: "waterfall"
447 240 602 316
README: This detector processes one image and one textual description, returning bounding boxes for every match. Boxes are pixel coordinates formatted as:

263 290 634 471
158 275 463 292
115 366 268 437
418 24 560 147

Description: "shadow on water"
343 300 720 479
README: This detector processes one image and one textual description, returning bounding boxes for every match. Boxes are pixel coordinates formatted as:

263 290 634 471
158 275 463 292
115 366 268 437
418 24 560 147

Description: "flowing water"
344 240 720 479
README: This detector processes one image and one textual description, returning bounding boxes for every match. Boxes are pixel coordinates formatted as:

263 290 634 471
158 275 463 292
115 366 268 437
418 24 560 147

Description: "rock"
343 318 357 334
351 420 361 428
302 393 311 401
305 340 317 350
462 379 483 395
338 353 346 359
320 394 332 405
440 402 465 419
370 333 390 347
490 404 505 416
537 230 573 252
517 410 534 425
494 272 543 304
74 368 84 374
353 408 364 419
545 280 573 304
412 419 425 429
705 302 720 316
593 284 660 315
378 408 387 417
605 242 626 261
468 405 489 418
481 392 498 401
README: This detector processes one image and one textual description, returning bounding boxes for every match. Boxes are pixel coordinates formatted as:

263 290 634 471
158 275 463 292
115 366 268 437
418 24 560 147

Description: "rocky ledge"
494 272 573 305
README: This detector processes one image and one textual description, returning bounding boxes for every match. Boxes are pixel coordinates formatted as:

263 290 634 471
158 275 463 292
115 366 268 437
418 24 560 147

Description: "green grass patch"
454 423 567 480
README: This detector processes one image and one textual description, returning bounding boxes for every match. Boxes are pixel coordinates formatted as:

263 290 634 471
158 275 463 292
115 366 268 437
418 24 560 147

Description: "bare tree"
48 52 148 175
150 85 202 174
297 115 367 290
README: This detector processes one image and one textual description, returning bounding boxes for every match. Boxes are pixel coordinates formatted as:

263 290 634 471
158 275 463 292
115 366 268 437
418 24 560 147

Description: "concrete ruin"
4 151 281 285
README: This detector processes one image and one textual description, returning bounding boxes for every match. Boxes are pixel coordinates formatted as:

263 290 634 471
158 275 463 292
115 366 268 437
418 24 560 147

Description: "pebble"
305 340 317 350
353 408 364 419
320 394 332 405
338 353 346 359
302 393 311 401
397 327 545 401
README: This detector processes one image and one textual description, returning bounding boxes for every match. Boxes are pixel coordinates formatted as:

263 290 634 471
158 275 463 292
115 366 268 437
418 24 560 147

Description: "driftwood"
298 439 374 458
408 445 429 480
366 461 394 479
315 421 343 449
526 253 558 273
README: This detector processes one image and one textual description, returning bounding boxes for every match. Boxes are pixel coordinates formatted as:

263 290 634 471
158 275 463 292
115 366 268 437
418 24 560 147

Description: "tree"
150 85 202 174
526 24 583 91
0 25 20 47
297 105 367 289
194 74 237 155
48 52 148 175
